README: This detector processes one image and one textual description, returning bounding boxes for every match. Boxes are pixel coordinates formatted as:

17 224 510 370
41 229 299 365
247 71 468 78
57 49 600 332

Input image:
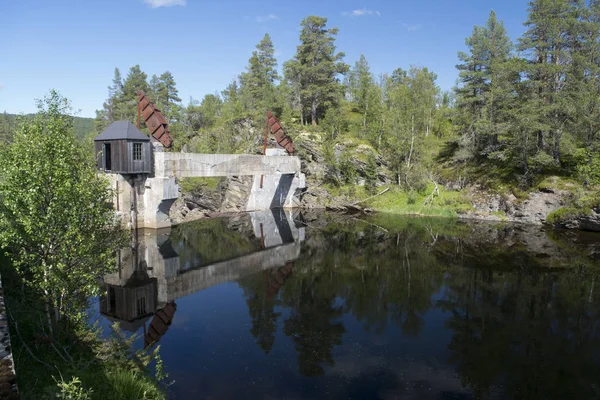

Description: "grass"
546 207 591 225
536 175 581 193
0 255 166 400
324 183 473 217
363 184 473 217
546 191 600 225
178 176 223 194
491 210 508 221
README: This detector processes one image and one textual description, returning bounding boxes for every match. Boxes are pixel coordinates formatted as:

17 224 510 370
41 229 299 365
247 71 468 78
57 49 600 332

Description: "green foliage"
84 6 600 201
0 255 165 400
320 101 350 140
53 376 94 400
546 207 587 224
151 71 181 120
239 33 279 116
338 151 357 184
347 54 382 139
407 190 417 205
322 143 340 185
0 111 16 143
546 191 600 225
365 152 378 194
455 10 513 159
284 16 349 126
382 66 439 186
95 65 181 135
576 151 600 186
1 113 93 144
356 185 472 217
179 177 223 194
0 91 127 329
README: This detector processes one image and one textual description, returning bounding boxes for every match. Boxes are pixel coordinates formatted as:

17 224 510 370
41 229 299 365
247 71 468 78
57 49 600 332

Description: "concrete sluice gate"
99 209 305 347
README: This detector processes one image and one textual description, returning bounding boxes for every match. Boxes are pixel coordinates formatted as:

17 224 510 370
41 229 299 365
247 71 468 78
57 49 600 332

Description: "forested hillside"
93 4 600 195
3 1 598 223
0 111 94 143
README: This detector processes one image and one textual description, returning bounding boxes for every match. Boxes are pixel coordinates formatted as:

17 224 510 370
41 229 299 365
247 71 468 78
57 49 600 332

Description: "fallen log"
353 187 390 205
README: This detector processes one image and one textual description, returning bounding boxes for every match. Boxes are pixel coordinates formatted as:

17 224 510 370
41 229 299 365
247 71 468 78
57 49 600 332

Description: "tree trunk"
538 130 545 151
406 114 415 170
554 129 561 166
311 100 317 126
43 264 54 337
522 128 529 179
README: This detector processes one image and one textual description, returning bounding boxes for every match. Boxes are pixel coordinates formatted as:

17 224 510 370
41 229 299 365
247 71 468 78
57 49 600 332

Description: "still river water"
94 209 600 399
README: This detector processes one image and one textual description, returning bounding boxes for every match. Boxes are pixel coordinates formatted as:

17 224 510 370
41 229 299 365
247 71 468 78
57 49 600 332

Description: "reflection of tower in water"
99 209 305 348
266 262 295 298
144 301 177 348
99 226 177 349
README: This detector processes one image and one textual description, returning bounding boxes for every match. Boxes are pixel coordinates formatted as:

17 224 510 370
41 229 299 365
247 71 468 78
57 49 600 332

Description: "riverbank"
0 255 166 400
172 175 600 232
171 131 600 231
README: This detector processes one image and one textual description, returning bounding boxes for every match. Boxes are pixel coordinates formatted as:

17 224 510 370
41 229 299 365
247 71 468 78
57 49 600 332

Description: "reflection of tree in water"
239 273 281 354
339 226 445 336
439 264 600 400
237 213 600 394
282 278 346 377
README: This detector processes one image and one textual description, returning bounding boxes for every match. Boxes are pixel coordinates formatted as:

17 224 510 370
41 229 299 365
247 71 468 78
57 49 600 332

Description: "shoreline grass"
326 184 473 217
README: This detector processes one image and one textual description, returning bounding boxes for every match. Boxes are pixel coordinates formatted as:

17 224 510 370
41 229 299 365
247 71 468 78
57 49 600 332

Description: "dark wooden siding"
126 141 152 174
95 140 151 174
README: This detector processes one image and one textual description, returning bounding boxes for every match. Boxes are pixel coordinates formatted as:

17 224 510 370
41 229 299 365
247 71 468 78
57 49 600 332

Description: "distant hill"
0 112 96 142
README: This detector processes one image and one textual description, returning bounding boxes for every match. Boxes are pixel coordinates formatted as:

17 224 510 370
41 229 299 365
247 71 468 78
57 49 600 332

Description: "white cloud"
143 0 185 8
402 23 422 31
256 14 278 23
342 8 380 17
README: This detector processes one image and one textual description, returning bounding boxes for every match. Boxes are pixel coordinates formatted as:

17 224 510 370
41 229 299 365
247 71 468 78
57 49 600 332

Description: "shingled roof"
94 120 150 141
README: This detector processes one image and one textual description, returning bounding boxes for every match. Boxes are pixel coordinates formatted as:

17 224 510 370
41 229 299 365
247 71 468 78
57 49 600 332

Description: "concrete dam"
95 120 306 229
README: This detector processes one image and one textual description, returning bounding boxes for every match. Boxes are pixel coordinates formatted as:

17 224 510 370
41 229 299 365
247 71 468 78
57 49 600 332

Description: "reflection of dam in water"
99 209 304 346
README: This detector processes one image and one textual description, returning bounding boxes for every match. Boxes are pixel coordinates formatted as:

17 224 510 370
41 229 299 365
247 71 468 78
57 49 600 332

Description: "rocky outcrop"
220 176 253 212
463 185 569 225
170 176 253 224
554 207 600 232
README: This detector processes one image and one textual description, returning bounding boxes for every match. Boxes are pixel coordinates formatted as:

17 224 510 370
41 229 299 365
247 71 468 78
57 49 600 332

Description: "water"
97 210 600 399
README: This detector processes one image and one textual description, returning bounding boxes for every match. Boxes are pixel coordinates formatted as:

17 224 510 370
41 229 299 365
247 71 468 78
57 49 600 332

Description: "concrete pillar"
142 176 179 229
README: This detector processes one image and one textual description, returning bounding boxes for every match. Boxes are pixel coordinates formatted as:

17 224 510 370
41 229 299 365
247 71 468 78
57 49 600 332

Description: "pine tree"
107 67 124 120
455 10 513 158
121 65 150 123
157 71 181 119
149 74 161 102
95 67 126 132
572 0 600 184
284 16 349 126
221 79 244 123
518 0 574 166
240 33 279 115
348 54 375 128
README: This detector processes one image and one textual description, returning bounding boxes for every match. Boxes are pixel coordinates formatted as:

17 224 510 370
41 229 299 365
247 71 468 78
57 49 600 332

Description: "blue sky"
1 0 530 118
